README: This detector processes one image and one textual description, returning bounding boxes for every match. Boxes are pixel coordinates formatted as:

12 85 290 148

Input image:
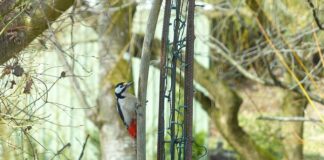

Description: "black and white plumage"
115 82 138 139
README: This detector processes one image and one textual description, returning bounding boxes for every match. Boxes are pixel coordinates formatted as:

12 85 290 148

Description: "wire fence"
157 0 206 159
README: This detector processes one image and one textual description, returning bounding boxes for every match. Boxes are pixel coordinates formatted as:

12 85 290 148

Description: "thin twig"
51 143 71 160
209 36 324 106
57 53 93 109
307 0 324 30
78 135 90 160
208 38 266 84
0 0 75 65
257 116 321 123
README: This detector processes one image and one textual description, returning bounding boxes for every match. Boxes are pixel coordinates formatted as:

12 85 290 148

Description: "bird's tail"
128 119 136 139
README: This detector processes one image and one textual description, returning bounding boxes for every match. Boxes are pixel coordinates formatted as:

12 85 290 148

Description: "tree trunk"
281 90 307 160
246 0 271 27
194 62 275 160
0 120 13 159
88 2 136 159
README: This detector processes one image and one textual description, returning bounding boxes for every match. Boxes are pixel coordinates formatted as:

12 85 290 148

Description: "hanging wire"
158 0 207 159
165 0 189 159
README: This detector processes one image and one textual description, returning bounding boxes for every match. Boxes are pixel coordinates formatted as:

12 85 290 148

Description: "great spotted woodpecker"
114 82 138 139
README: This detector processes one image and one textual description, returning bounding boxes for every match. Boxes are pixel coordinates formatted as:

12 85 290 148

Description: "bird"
114 82 138 139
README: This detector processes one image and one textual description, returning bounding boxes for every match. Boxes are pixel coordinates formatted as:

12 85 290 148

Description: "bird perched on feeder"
114 82 138 139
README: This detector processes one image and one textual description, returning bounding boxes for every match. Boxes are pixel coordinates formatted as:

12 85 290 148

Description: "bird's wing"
116 99 128 127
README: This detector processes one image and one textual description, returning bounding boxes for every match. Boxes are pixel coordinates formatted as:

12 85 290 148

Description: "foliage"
239 115 283 159
163 131 207 160
192 131 208 159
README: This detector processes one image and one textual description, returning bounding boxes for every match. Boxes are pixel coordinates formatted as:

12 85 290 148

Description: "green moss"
239 115 283 159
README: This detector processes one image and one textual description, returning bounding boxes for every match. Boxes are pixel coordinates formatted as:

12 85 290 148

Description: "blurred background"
0 0 324 159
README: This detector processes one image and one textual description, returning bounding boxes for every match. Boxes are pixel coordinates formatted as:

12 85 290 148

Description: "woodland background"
0 0 324 159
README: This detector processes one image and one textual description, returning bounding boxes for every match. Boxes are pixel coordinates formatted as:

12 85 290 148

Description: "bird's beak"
126 82 133 88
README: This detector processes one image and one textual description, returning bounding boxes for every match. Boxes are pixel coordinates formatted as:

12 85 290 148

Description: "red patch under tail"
128 119 136 139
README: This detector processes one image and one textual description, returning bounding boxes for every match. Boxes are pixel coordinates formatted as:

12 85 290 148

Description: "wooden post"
137 0 162 159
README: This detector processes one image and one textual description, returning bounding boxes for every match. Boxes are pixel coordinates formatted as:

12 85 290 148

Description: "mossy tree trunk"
194 62 276 160
280 74 307 160
143 35 276 159
281 90 306 160
0 121 13 159
86 1 136 159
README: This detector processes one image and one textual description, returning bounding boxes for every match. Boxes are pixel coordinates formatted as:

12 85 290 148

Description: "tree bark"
194 62 275 160
0 0 75 65
134 33 276 159
89 56 136 160
246 0 271 28
88 2 136 159
137 0 162 159
246 1 307 158
281 88 307 160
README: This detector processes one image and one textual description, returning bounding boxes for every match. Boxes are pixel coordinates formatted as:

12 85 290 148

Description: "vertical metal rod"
157 0 172 159
170 0 181 159
184 0 195 159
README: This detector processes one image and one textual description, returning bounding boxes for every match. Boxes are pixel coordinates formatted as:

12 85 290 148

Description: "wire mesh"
157 0 202 159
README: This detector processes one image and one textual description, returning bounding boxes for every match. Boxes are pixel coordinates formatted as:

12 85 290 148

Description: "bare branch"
209 36 324 106
137 0 162 159
0 0 75 65
307 0 324 30
51 143 71 160
208 38 266 84
78 135 90 160
257 116 321 123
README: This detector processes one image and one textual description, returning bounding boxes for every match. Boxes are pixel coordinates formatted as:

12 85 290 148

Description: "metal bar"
170 0 182 159
157 0 172 159
184 0 195 158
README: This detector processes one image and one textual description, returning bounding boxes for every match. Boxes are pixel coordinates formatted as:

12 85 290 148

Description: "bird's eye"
120 86 124 89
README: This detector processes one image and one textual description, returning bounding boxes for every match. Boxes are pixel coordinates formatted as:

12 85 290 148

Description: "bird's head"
115 82 133 98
